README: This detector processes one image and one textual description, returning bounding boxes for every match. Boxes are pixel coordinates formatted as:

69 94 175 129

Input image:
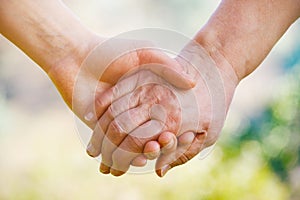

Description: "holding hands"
83 40 238 177
2 0 298 178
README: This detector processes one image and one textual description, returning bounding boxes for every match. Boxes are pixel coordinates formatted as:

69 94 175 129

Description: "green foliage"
223 66 300 183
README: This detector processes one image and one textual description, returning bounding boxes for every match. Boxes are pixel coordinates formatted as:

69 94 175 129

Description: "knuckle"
106 106 115 119
136 48 149 60
112 86 120 98
110 120 126 134
124 136 144 153
95 95 105 108
106 121 128 145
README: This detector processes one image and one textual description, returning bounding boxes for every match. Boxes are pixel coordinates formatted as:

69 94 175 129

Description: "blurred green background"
0 0 299 199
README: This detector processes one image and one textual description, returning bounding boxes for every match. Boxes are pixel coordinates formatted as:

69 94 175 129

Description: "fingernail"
147 151 160 160
160 165 171 177
100 163 110 174
164 138 175 150
110 168 125 177
84 112 94 121
86 142 95 156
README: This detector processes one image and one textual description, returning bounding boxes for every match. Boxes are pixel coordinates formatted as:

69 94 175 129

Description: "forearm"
0 0 101 73
195 0 300 82
0 0 104 107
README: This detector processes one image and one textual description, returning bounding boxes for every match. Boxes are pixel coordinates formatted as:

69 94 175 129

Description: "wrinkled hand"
71 37 196 123
86 41 239 177
49 36 196 166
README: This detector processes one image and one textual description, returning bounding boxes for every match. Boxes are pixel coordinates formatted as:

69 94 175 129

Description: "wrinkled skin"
49 37 196 167
87 42 238 177
85 40 237 176
94 68 211 176
98 82 181 174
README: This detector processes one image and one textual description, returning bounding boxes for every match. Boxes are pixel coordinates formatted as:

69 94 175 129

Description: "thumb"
155 132 207 177
139 50 197 89
145 63 196 89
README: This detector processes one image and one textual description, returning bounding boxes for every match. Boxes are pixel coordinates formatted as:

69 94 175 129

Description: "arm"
0 0 192 116
92 0 300 177
195 0 300 81
0 0 100 73
0 0 195 170
157 0 300 176
0 0 101 106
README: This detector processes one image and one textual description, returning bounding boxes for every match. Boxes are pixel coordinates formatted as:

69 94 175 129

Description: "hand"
49 36 196 120
0 0 197 173
87 41 239 176
89 68 208 176
48 36 196 165
153 42 239 177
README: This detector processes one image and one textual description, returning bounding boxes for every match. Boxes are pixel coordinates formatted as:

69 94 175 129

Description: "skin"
1 0 300 177
0 0 195 168
89 0 300 177
89 42 237 176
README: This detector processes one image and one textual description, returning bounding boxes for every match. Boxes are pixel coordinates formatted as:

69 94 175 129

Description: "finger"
86 123 105 157
100 105 151 174
145 131 196 164
151 131 194 158
144 64 196 89
143 141 161 160
157 131 195 157
158 131 177 154
85 51 197 123
155 132 207 177
84 73 140 122
84 87 114 122
142 131 179 160
86 92 140 156
131 154 147 167
99 162 111 174
178 131 195 145
138 49 196 89
97 91 140 133
110 120 165 176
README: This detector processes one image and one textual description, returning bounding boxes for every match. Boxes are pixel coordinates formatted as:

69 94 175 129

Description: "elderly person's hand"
0 2 196 170
70 38 195 123
86 41 239 176
68 37 196 167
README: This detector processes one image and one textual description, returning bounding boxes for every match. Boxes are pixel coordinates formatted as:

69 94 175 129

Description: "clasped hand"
73 38 237 177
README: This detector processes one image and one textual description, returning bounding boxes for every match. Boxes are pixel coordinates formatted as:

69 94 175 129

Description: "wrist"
195 0 300 83
194 29 240 85
47 33 103 107
47 33 103 75
192 33 238 110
